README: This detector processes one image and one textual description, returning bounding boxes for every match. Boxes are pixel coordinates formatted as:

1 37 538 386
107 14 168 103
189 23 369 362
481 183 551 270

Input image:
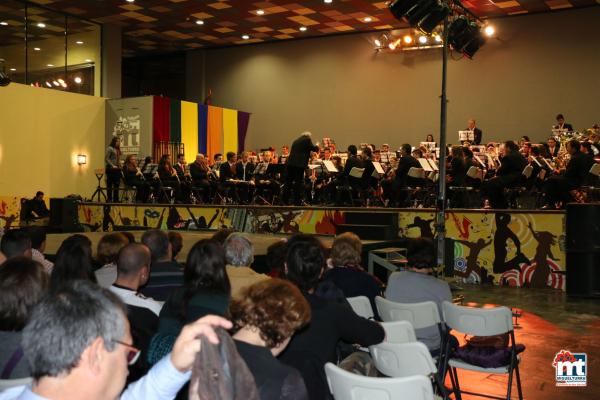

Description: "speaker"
566 204 600 297
49 198 83 232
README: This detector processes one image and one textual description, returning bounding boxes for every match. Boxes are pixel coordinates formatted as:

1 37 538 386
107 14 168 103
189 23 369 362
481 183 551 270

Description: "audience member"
95 233 129 287
49 234 95 291
232 279 311 400
0 229 32 260
25 227 53 273
140 229 183 301
265 239 288 278
168 231 184 262
0 280 231 400
322 232 382 319
0 257 48 379
211 227 235 245
280 236 385 400
385 238 452 356
224 233 270 298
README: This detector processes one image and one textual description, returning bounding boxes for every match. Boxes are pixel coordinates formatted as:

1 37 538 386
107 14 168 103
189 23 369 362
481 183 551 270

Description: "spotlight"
75 40 84 44
52 80 59 86
126 0 135 2
256 10 265 15
324 0 333 3
484 25 495 37
33 47 41 51
364 17 372 22
374 39 382 47
9 68 16 71
403 35 413 44
434 34 442 43
418 35 428 44
242 34 250 40
85 59 92 62
448 16 485 58
0 22 8 26
418 2 450 34
45 81 52 87
195 20 204 25
47 64 54 67
74 77 83 84
299 26 307 31
37 23 46 28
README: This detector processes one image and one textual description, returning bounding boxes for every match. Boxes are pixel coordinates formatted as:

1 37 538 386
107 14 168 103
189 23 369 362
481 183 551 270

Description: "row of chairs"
331 296 523 400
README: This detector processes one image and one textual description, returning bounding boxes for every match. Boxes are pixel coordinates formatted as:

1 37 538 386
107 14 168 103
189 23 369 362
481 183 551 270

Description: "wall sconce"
77 154 87 165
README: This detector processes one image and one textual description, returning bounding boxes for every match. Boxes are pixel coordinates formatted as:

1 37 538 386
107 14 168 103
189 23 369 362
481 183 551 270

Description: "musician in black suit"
467 119 483 145
189 154 211 203
219 151 240 202
282 132 319 205
554 114 573 132
392 144 421 206
173 153 191 202
481 141 527 209
543 139 593 208
343 145 364 187
235 151 255 204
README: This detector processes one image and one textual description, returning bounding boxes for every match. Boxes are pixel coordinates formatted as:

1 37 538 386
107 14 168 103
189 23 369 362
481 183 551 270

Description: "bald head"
117 243 151 278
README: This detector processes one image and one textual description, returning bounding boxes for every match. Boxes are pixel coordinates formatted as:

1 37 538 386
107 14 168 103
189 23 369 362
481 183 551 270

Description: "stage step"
344 212 398 228
336 224 397 240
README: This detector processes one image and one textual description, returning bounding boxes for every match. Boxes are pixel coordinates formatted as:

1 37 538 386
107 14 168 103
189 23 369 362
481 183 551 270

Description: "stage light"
403 35 413 44
0 22 8 26
389 0 420 21
52 80 59 86
434 34 442 42
10 68 16 71
74 77 83 84
364 17 372 22
60 81 67 88
388 41 397 50
448 16 486 58
126 0 135 3
324 0 333 3
85 59 92 62
37 23 46 28
484 25 495 37
47 64 54 67
45 81 52 87
242 34 250 40
77 154 87 165
195 20 204 25
417 2 450 34
418 35 428 44
374 39 382 47
256 10 265 15
76 40 84 44
300 26 307 31
33 47 41 51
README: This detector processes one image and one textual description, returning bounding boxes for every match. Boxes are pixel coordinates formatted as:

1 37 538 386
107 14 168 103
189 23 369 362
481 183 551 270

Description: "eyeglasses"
113 340 141 365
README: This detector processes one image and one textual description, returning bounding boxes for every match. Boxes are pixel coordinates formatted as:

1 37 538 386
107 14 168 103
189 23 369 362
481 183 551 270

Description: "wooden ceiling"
5 0 598 55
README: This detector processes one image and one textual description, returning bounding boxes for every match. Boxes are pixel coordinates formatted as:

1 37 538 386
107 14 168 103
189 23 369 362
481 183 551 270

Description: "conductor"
283 131 319 205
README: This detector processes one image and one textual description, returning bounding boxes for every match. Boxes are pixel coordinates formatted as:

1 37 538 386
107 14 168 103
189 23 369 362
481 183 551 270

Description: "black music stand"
91 169 107 202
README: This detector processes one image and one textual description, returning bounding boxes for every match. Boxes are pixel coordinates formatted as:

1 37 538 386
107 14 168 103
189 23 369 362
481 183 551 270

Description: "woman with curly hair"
232 279 311 400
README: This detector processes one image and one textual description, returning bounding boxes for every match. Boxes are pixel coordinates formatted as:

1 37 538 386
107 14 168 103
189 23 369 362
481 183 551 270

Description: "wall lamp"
77 154 87 165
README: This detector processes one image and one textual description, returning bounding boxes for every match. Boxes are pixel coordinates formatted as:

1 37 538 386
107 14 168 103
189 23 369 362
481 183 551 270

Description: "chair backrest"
408 167 426 179
376 297 441 329
522 164 533 179
590 163 600 177
347 296 374 319
442 301 513 336
325 363 434 400
370 341 437 378
0 377 32 391
380 321 417 344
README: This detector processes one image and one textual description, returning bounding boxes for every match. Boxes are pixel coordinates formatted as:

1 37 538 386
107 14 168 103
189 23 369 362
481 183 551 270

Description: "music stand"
349 167 365 179
266 163 285 176
458 130 474 142
253 162 268 176
372 162 385 178
418 158 433 172
91 169 107 202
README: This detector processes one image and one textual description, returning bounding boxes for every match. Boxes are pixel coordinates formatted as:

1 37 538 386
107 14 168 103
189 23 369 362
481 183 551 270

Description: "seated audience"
94 233 129 287
25 227 53 274
322 232 382 319
265 239 288 278
210 227 236 245
223 233 270 298
279 236 385 400
232 279 311 400
0 280 232 400
140 229 183 301
25 191 50 220
49 234 96 291
0 257 48 379
168 231 184 262
385 238 452 356
0 229 32 260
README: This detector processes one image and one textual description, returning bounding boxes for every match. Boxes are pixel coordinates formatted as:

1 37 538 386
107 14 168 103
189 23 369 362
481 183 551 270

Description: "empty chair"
347 296 374 319
380 321 416 344
325 362 435 400
441 301 523 400
369 341 447 398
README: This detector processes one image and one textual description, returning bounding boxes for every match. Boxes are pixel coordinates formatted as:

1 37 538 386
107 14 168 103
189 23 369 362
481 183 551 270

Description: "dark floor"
448 285 600 399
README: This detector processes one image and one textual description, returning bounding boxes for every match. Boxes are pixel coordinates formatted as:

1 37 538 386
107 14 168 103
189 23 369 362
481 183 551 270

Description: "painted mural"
0 196 51 231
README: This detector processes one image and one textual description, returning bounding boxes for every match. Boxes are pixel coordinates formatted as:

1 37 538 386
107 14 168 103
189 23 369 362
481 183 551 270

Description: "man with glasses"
0 280 231 400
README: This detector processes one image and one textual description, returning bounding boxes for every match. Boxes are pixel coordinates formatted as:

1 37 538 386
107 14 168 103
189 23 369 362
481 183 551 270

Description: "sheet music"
254 162 268 175
458 130 474 142
349 167 364 179
418 158 433 172
322 160 338 173
427 159 439 171
372 162 385 177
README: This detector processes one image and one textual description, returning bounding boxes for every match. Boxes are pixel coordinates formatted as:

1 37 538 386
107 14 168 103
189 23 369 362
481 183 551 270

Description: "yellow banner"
181 101 198 164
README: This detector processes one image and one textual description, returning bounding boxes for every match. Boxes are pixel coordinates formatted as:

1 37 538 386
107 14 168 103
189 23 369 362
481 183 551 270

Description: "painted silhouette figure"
527 222 559 288
456 238 493 280
493 213 529 274
196 209 220 229
407 216 434 238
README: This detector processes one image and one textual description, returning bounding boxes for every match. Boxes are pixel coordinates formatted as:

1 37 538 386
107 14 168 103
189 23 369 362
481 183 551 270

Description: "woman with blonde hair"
232 279 311 400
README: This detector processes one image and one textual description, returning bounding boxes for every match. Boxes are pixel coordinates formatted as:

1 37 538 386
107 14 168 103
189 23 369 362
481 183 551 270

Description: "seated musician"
236 151 255 204
447 146 467 186
528 146 550 190
554 113 573 132
343 145 364 187
174 153 191 201
253 151 280 203
360 147 377 191
542 139 594 209
425 134 436 144
122 154 150 202
481 140 527 209
392 144 420 206
157 154 182 202
321 147 333 161
189 154 211 203
25 191 50 221
279 145 290 164
545 137 560 159
139 156 153 173
219 151 241 202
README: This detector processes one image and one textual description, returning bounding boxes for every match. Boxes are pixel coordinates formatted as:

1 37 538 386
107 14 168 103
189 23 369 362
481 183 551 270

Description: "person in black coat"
189 154 211 203
543 139 594 208
283 132 319 205
235 151 255 203
392 143 421 206
280 236 385 400
554 113 573 132
481 140 527 208
219 152 240 202
467 119 483 145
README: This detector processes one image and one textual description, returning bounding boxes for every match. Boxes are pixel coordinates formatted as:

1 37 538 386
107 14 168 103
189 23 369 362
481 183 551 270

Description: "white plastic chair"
347 296 374 319
375 297 441 329
325 362 435 400
0 377 32 391
380 321 416 344
441 301 523 400
369 341 447 398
